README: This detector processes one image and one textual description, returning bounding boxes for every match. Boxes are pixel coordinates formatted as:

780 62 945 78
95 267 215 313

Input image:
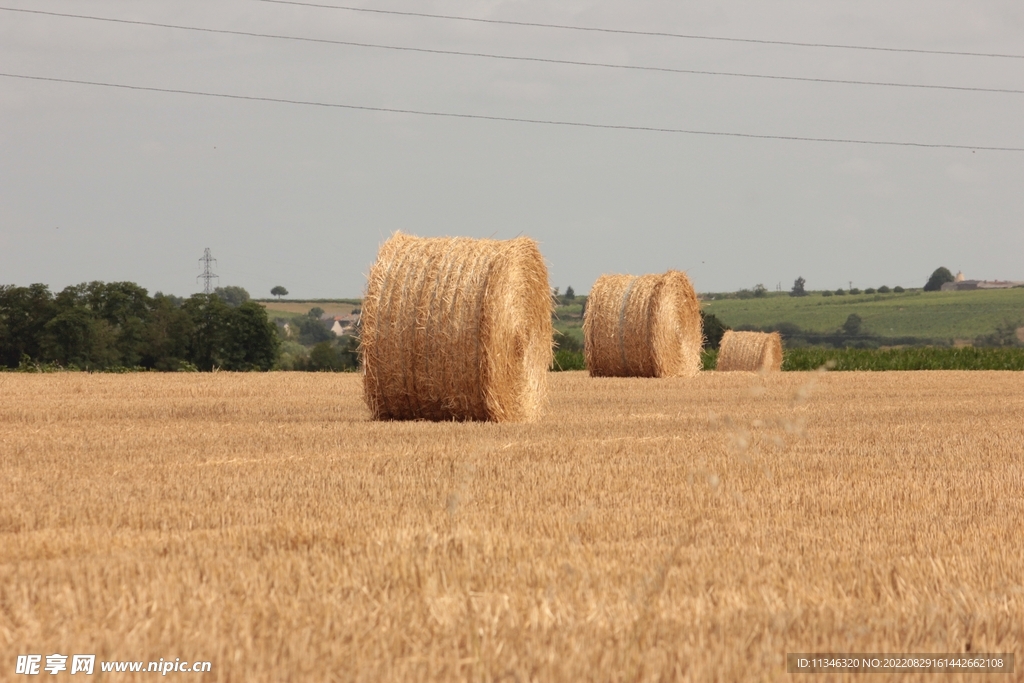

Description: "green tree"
790 277 807 297
564 286 575 301
271 286 288 300
308 342 341 371
294 316 334 346
213 285 251 307
842 314 863 336
182 294 233 370
308 307 325 319
0 284 56 367
2 281 156 370
37 284 130 369
41 305 119 369
153 291 185 307
924 267 954 292
337 334 359 369
753 284 768 298
140 294 194 370
306 336 358 371
223 301 280 370
2 281 279 372
274 340 309 370
83 281 152 367
700 311 729 350
183 296 279 371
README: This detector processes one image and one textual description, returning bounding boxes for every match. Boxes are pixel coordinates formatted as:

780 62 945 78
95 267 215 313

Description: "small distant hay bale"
360 232 553 422
715 331 783 372
583 270 702 377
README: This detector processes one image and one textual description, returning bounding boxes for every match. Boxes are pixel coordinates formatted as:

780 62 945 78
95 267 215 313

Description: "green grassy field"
553 302 585 345
701 288 1024 341
781 346 1024 370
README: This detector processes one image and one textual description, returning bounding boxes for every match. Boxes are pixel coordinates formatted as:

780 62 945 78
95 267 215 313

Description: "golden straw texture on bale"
715 330 783 372
361 232 553 422
583 270 702 378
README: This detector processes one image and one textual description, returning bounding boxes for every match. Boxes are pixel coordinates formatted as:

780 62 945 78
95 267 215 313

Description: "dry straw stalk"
715 330 783 372
583 270 703 377
361 232 552 422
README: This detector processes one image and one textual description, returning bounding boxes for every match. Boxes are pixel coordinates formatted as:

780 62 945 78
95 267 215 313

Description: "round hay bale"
715 330 783 372
583 270 702 377
360 232 553 422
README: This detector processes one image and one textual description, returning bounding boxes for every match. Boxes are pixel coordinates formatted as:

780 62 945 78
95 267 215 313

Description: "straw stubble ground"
1 371 1022 682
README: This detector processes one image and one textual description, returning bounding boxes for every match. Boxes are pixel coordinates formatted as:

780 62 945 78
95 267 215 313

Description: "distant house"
324 313 361 336
941 272 1024 291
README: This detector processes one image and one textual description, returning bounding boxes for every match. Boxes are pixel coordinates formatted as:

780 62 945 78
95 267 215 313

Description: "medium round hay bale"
583 270 702 377
360 232 553 422
715 330 783 372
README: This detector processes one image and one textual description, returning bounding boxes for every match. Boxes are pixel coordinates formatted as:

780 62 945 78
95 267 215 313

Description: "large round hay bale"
360 232 553 422
715 330 783 372
583 270 702 377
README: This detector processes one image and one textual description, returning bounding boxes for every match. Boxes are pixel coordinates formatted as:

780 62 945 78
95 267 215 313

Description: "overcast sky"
2 0 1023 298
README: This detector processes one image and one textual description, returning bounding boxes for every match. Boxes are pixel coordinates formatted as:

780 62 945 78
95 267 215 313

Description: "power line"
4 71 1022 152
257 0 1024 60
3 6 1023 96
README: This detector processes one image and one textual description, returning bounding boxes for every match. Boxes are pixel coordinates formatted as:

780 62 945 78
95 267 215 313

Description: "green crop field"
701 288 1024 342
553 302 585 345
699 347 1024 371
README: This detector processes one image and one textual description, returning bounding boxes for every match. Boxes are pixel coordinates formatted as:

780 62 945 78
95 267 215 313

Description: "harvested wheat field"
1 371 1022 682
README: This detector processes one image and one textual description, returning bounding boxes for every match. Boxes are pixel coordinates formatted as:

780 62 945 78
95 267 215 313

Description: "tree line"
0 282 279 371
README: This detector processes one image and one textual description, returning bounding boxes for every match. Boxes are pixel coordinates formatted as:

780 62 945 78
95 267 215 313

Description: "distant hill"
701 288 1024 344
255 290 1023 347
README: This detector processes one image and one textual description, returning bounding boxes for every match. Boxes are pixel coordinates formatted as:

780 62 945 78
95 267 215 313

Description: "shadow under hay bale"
715 330 783 372
583 270 702 378
360 232 553 422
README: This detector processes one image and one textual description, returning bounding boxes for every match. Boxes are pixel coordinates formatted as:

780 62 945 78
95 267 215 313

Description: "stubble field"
1 371 1022 682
